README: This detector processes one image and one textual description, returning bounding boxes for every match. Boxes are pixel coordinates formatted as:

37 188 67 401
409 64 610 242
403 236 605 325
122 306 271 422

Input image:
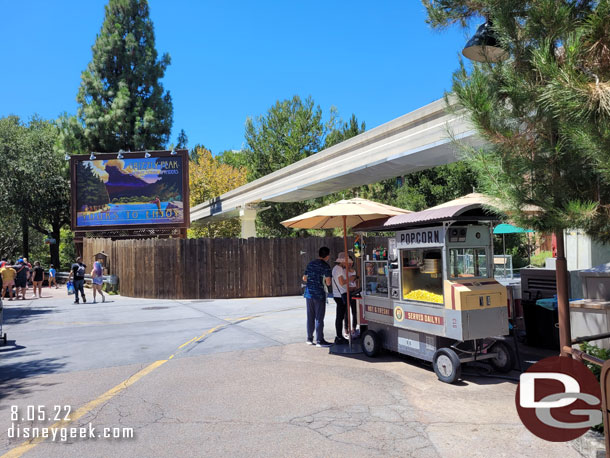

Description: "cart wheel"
433 348 461 384
362 330 380 358
489 341 514 373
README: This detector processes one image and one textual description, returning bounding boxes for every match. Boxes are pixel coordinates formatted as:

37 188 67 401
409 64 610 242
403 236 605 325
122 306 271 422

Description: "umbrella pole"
503 234 506 277
343 216 352 350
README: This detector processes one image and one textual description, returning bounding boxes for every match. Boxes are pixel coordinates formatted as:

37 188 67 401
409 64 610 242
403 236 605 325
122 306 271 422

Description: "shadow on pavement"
328 333 560 386
2 304 54 325
0 355 66 400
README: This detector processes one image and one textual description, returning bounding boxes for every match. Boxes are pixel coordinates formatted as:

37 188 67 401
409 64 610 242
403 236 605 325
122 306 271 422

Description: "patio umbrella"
281 198 410 352
493 223 535 272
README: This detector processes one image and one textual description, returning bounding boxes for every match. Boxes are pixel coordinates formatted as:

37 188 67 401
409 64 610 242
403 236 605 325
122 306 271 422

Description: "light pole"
461 20 572 357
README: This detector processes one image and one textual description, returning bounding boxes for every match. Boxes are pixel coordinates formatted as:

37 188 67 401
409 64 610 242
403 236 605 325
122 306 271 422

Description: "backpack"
76 264 86 278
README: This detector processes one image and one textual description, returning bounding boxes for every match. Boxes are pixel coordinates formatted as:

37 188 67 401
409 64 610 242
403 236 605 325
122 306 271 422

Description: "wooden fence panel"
82 235 389 300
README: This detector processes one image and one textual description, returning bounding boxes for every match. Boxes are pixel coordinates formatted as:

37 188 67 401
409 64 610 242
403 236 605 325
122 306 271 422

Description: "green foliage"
493 233 532 269
323 113 366 149
0 116 70 267
424 0 610 241
188 146 248 238
0 215 21 260
59 229 77 270
394 162 479 211
216 149 249 170
531 250 553 267
243 96 327 237
176 129 188 149
580 342 610 380
77 0 173 152
244 95 325 181
579 341 610 433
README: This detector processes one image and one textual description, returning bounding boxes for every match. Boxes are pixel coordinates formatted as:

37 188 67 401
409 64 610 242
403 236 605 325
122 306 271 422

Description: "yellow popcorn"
404 289 444 304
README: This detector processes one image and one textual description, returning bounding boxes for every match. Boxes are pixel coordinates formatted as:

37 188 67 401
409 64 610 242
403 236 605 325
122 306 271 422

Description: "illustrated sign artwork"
73 155 185 228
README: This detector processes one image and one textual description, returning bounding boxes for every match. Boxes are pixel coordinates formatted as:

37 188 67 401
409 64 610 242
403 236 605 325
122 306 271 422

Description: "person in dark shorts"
302 246 332 347
68 257 87 304
14 260 28 300
32 261 44 298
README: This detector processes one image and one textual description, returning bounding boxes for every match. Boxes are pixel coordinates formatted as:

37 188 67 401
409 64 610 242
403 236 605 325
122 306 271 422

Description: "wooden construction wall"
83 236 388 299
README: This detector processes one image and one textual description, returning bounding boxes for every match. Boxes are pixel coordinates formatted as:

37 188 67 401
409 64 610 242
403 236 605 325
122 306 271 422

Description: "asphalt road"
0 288 580 457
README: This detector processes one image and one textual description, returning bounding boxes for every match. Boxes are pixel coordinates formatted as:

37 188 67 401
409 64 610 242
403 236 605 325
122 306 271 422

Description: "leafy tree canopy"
423 0 610 241
189 146 248 238
0 116 70 266
77 0 173 153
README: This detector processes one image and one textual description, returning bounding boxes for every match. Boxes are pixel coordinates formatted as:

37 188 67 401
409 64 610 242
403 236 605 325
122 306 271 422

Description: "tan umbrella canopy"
281 198 409 229
281 198 410 350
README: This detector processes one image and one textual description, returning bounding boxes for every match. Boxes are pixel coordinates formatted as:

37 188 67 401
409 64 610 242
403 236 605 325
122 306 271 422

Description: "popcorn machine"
357 203 513 383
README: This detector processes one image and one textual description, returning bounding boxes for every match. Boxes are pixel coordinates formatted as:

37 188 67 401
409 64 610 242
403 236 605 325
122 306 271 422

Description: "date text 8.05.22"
11 406 71 423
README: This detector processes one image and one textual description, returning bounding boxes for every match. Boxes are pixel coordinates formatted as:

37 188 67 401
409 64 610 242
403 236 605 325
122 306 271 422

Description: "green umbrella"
493 224 535 273
493 223 534 234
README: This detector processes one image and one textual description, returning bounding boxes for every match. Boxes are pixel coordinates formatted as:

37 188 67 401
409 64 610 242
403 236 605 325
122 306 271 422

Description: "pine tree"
423 0 610 354
77 0 173 152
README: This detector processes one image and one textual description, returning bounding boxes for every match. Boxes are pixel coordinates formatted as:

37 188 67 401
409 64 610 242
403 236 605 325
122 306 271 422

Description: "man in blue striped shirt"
302 247 332 347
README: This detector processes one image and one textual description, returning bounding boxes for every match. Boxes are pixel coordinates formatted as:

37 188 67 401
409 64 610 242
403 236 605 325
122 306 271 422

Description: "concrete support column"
239 207 257 239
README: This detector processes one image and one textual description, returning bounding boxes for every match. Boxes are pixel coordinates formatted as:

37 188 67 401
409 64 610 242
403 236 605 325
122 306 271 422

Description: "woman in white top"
333 252 360 340
332 256 349 344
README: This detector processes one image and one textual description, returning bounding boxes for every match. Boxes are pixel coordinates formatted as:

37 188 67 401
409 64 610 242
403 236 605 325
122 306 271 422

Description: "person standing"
68 257 87 304
337 254 360 338
331 255 349 345
32 261 44 298
14 260 28 300
48 264 58 289
302 247 332 347
91 261 105 303
0 261 16 301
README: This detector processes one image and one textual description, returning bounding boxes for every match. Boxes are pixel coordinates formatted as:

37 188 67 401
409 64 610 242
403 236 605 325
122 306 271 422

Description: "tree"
0 116 70 267
77 0 173 152
216 149 249 170
176 129 188 149
394 162 479 211
188 146 248 238
244 96 327 237
423 0 610 354
323 113 366 149
0 116 31 256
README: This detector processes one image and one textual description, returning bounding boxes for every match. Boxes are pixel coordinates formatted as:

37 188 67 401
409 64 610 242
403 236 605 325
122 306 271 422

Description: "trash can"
522 298 560 349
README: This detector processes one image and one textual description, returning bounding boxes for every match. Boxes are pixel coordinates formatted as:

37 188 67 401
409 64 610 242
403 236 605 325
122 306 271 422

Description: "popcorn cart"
356 201 513 383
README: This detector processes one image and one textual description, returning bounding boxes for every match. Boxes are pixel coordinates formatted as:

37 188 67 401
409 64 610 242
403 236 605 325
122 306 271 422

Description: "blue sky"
1 1 474 155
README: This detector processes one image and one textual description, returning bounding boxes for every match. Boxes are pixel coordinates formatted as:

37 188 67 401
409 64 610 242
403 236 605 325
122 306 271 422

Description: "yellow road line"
1 359 167 458
2 314 258 458
177 336 197 349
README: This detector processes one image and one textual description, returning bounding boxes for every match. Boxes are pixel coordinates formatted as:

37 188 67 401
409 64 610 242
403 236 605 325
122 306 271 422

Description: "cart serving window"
400 248 443 304
448 247 489 278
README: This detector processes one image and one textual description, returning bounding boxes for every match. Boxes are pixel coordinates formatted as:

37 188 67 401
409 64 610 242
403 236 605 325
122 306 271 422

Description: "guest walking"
91 261 105 303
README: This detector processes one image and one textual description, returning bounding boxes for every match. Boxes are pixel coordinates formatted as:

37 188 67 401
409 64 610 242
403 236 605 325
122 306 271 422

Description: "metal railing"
56 272 118 285
563 346 609 455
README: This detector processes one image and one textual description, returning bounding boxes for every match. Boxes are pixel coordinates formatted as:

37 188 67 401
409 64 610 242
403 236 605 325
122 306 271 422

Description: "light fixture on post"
462 21 508 63
64 153 71 161
89 152 96 161
170 147 177 156
144 150 151 158
117 149 125 159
